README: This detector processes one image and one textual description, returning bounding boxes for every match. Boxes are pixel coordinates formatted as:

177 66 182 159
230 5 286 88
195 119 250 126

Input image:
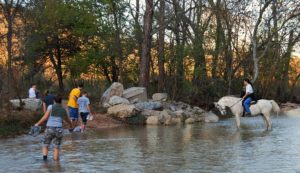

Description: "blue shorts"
80 112 89 125
68 107 79 120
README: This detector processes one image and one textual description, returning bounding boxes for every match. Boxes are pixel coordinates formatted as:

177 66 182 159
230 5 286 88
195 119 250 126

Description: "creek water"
1 116 300 173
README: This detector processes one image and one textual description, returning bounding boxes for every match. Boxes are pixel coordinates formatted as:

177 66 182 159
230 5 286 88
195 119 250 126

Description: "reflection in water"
1 116 300 172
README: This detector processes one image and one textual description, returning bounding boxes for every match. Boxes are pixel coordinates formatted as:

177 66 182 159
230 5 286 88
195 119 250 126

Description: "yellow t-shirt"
67 88 81 108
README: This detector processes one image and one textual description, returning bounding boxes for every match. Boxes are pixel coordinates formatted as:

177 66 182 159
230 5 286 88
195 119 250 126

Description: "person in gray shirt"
77 91 92 132
34 94 72 161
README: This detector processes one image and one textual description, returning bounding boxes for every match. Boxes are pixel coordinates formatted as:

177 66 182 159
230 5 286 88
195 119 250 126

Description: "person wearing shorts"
77 91 92 132
34 95 72 161
67 83 83 128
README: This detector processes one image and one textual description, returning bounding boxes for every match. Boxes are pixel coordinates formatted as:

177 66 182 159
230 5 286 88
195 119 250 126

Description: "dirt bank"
87 113 125 129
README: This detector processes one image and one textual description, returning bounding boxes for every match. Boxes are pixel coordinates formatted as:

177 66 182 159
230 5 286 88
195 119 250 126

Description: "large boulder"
10 98 42 111
152 93 168 101
134 101 163 110
185 117 195 124
100 82 124 107
204 111 219 123
107 104 138 118
122 87 147 103
108 96 130 106
146 115 163 125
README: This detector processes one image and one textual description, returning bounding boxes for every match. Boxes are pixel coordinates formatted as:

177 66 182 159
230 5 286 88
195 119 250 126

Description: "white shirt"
246 84 254 94
28 88 36 98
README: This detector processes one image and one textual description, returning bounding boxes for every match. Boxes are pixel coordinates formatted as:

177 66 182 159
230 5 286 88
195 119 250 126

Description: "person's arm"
86 104 92 114
35 109 51 126
243 92 249 100
42 102 47 113
73 90 80 102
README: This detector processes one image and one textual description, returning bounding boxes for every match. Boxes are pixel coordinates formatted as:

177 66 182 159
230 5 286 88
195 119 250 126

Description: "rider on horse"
242 78 254 117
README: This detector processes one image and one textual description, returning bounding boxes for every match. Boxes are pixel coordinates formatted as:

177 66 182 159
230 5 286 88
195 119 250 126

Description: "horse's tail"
270 100 280 116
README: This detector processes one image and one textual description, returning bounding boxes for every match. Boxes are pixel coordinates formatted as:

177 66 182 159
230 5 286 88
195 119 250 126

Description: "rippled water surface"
1 116 300 173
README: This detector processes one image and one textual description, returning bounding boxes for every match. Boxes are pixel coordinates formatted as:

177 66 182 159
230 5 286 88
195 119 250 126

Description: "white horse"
214 96 280 130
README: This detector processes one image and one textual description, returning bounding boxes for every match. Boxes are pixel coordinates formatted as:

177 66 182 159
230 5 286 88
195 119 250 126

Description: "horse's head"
214 102 227 115
214 96 240 115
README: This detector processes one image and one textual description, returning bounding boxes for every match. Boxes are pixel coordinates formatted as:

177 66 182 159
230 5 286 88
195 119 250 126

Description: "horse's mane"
220 95 241 100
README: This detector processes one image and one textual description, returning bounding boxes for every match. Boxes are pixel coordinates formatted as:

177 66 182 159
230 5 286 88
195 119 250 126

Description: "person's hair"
78 83 84 88
81 90 87 95
54 94 62 103
244 78 253 87
31 83 36 87
44 90 49 96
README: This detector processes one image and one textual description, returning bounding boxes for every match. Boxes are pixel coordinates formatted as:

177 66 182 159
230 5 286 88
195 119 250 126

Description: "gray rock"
160 110 172 125
152 93 168 101
140 109 161 117
107 104 138 118
108 96 130 106
204 111 219 123
10 98 42 111
100 82 124 107
122 87 147 103
135 101 162 110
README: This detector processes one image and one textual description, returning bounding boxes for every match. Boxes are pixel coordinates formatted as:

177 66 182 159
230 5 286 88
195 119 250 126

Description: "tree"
139 0 154 87
0 0 25 95
25 0 97 92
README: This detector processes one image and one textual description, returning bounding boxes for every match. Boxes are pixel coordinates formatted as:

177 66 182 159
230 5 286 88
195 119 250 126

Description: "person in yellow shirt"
67 83 83 128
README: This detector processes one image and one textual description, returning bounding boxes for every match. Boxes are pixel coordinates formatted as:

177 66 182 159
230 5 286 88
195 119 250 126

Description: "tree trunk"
157 0 165 92
110 56 119 82
139 0 154 87
55 39 64 93
6 13 13 95
111 1 124 83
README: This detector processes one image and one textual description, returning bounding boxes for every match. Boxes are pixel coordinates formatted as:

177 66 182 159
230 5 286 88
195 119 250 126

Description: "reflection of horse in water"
214 96 280 130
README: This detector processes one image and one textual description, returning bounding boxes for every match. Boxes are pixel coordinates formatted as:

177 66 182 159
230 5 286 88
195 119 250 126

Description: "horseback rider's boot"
244 112 251 117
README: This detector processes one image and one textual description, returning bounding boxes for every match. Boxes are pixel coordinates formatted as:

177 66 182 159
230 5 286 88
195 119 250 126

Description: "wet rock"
152 93 168 101
125 114 146 125
160 110 172 125
171 117 183 124
108 96 130 106
204 111 219 123
185 117 195 124
122 87 147 103
10 98 42 111
107 104 138 118
146 115 163 125
134 101 163 110
100 82 124 107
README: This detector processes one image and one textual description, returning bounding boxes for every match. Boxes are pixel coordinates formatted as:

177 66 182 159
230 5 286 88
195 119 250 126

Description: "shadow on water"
1 115 300 172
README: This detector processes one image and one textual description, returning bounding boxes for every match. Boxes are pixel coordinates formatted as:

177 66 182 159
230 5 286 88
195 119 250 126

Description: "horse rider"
242 78 255 117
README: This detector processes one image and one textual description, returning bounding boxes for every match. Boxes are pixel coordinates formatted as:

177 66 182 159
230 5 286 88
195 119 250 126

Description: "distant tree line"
0 0 300 106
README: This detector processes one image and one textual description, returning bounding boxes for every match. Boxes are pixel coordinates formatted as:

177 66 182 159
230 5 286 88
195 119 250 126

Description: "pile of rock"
101 82 219 125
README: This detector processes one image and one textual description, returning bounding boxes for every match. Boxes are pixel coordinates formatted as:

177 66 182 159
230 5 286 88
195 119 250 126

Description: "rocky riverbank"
100 82 219 125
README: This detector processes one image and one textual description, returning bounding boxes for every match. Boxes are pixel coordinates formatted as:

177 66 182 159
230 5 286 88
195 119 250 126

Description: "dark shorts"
42 127 63 148
68 107 79 120
80 112 89 124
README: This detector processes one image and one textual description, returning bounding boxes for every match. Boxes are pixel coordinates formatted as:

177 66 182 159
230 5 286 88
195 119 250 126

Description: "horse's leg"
261 112 272 130
261 114 269 130
264 113 272 130
235 114 241 130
